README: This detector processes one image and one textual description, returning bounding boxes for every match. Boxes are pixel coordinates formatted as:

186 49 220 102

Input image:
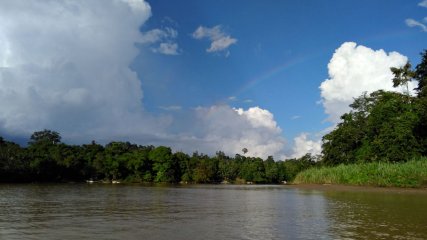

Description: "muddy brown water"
0 184 426 239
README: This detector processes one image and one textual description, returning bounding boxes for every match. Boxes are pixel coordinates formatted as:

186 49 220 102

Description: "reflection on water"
0 184 425 240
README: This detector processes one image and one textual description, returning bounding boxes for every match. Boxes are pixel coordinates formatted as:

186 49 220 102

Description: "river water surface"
0 184 426 240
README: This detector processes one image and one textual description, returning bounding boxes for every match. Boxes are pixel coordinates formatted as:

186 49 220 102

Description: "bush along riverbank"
293 157 427 188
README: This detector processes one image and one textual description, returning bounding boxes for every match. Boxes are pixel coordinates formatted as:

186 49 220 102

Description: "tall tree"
149 146 178 183
415 50 427 97
29 129 61 145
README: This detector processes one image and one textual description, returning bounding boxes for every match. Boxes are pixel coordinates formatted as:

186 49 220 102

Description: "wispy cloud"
243 99 253 103
405 18 427 32
291 115 301 120
228 96 237 101
141 27 181 55
159 105 182 111
419 0 427 8
152 43 180 55
192 25 237 55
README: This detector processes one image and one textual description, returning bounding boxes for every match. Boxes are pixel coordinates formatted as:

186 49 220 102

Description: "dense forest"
0 50 426 184
0 130 316 183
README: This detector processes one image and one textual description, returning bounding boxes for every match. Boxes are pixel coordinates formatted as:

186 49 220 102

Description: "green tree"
239 157 266 183
264 156 279 183
102 142 137 180
322 90 422 164
281 155 315 181
29 129 61 145
360 91 420 162
218 151 238 182
82 141 104 179
27 130 64 181
149 146 178 183
0 137 29 182
175 151 192 183
415 50 427 97
322 112 366 165
193 154 219 183
391 62 415 97
125 146 154 182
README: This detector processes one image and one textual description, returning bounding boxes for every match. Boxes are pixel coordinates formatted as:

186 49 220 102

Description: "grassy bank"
293 158 427 188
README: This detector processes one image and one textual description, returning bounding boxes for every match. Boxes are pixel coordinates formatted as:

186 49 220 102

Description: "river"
0 184 426 239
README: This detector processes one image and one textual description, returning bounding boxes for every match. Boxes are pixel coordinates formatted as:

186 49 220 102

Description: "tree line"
0 130 316 183
1 50 426 183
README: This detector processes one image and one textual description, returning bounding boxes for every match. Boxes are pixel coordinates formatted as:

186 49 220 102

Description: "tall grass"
293 157 427 188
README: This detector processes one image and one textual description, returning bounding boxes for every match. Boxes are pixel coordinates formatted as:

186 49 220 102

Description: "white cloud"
291 133 321 159
141 27 180 55
319 42 410 123
405 18 427 32
192 25 237 54
419 0 427 7
121 0 151 12
159 105 182 111
182 106 285 159
0 0 166 141
153 43 180 55
140 29 169 44
235 107 280 131
207 36 237 53
204 106 285 158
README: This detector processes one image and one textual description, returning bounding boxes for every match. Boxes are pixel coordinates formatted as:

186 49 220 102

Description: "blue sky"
0 0 426 159
133 0 427 153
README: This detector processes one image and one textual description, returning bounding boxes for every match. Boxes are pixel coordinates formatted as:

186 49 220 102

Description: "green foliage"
360 91 420 162
29 129 61 145
279 154 317 181
391 62 415 96
239 157 266 183
323 89 425 165
193 154 219 183
415 50 427 97
0 130 321 184
149 146 178 183
126 146 153 182
294 157 427 188
0 137 29 182
264 156 279 183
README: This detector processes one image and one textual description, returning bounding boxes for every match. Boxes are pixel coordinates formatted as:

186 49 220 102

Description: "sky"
0 0 426 160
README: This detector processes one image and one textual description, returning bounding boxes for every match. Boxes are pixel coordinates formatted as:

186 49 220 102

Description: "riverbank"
286 183 427 194
293 158 427 188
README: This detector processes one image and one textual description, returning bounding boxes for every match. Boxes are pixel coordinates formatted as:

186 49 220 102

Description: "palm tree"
391 62 415 98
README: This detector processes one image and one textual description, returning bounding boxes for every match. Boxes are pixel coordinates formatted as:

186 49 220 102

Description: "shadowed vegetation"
0 131 316 184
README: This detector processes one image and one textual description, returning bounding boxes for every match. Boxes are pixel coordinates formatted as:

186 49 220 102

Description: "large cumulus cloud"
319 42 411 123
0 0 161 140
